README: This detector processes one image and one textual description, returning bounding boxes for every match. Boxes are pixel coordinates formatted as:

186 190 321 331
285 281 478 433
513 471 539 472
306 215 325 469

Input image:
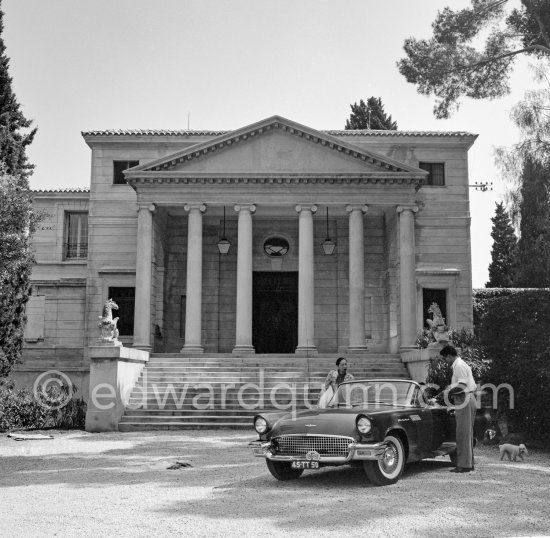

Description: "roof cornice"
126 173 423 187
82 128 477 139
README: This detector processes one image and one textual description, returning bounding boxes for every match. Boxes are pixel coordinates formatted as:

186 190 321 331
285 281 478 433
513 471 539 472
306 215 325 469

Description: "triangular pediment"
125 116 427 179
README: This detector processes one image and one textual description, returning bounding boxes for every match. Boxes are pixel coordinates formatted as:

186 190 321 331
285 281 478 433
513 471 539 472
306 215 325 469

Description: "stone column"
233 204 256 354
181 204 206 354
133 204 155 351
346 204 368 353
397 205 419 350
295 204 317 355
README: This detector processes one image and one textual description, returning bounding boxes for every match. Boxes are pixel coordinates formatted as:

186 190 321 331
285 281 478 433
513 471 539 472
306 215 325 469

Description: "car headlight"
254 416 269 434
356 416 372 434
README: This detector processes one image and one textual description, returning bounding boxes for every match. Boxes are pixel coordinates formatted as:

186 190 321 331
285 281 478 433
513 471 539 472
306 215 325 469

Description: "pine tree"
0 0 37 377
514 158 550 287
397 1 550 118
0 6 35 181
486 202 518 288
345 97 398 130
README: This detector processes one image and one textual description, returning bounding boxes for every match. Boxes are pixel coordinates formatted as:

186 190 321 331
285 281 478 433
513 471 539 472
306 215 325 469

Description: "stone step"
119 415 251 423
127 396 320 404
142 365 403 372
146 357 402 364
118 422 250 431
134 371 407 381
118 354 410 430
139 365 404 372
124 397 312 408
123 408 261 416
146 358 401 366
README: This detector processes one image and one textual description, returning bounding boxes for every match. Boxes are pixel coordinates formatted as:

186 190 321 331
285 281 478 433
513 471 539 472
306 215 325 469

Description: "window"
263 237 290 257
422 289 447 328
108 287 135 336
113 160 139 185
64 212 88 259
419 162 445 186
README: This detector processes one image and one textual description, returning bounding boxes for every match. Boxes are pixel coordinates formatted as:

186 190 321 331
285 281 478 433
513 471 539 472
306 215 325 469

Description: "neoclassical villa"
15 116 476 422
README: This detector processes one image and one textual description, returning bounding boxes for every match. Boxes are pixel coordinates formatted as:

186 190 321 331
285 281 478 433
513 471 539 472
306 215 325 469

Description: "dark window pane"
113 160 139 185
423 289 447 328
419 162 445 186
65 212 88 259
108 287 135 336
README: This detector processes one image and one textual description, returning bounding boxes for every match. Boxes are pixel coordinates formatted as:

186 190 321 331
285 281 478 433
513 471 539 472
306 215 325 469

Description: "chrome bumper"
249 440 386 463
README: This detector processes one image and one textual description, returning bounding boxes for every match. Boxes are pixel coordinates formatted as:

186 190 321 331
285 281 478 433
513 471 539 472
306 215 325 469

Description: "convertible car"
250 379 487 486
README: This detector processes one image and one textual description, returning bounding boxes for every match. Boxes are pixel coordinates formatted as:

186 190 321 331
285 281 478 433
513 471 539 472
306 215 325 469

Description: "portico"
123 116 430 356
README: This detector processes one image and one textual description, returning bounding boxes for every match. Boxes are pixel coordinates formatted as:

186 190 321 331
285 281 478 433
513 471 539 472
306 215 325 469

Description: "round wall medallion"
263 236 290 257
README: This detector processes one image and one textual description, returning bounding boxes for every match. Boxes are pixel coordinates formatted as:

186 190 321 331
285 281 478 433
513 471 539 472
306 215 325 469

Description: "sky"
3 0 537 288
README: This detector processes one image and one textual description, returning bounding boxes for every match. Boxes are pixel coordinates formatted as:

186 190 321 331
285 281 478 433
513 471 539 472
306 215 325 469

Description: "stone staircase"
117 354 411 431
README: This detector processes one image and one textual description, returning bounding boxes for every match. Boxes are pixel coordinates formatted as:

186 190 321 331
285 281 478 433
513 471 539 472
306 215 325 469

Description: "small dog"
499 443 528 462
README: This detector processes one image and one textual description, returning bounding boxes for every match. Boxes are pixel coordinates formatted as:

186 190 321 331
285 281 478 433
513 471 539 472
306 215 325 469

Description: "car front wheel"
364 435 405 486
266 459 304 481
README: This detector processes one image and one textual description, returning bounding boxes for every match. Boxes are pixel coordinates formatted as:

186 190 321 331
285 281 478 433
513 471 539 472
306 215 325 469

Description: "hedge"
474 288 550 441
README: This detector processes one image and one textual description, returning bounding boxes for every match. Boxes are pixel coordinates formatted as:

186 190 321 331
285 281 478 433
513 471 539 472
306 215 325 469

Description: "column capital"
295 204 318 214
184 203 207 213
346 204 368 214
234 204 256 214
136 203 156 213
396 204 419 214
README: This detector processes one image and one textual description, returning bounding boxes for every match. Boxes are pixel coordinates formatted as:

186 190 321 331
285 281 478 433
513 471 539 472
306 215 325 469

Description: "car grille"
272 435 354 457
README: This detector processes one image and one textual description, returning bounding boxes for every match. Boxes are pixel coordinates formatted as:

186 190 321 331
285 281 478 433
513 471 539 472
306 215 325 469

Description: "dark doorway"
253 272 298 354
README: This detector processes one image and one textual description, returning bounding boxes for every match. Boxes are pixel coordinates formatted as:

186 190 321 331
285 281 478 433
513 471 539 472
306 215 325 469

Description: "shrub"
0 380 86 431
0 381 48 431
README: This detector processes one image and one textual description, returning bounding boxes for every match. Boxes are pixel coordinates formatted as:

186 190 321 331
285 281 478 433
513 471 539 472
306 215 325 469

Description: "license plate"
291 460 319 470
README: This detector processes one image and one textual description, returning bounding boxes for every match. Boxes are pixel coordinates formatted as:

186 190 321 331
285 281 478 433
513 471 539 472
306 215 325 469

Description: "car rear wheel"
266 459 304 481
364 435 405 486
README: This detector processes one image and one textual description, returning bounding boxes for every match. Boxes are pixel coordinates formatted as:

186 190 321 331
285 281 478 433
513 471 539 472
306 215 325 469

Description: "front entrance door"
253 272 298 354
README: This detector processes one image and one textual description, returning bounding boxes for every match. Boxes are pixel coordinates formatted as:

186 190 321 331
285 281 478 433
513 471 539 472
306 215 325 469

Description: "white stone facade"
16 116 476 393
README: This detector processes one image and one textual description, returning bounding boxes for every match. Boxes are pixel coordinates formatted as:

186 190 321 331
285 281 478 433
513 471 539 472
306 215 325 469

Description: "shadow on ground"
1 431 549 537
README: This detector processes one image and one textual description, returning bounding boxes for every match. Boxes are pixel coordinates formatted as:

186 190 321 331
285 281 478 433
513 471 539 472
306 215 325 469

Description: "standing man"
440 345 477 473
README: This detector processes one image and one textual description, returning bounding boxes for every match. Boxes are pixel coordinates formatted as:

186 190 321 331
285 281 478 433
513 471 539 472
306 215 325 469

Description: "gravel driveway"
0 430 549 538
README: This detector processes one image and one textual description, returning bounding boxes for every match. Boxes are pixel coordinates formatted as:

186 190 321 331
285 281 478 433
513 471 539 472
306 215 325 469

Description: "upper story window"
419 162 445 186
113 160 139 185
64 212 88 259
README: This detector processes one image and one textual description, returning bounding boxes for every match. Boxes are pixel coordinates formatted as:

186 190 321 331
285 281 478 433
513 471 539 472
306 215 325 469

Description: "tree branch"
442 44 549 75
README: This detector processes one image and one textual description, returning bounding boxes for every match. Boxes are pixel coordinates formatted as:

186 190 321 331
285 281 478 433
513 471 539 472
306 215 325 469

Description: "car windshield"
331 380 419 408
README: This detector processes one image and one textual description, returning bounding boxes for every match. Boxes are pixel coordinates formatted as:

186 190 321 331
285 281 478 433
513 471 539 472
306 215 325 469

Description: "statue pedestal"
95 339 122 347
85 345 149 432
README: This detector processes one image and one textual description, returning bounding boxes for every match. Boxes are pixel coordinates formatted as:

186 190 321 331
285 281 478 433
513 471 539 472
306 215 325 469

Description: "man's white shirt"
451 357 477 392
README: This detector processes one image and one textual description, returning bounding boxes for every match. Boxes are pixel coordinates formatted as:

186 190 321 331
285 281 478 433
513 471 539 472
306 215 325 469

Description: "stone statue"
426 302 449 345
98 298 120 344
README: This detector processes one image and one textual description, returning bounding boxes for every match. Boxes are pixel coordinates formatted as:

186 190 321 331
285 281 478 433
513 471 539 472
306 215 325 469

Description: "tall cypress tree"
515 158 550 287
0 0 37 377
486 202 518 288
345 97 398 130
0 4 35 181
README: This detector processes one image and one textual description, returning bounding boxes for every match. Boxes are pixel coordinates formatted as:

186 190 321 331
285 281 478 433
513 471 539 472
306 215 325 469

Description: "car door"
415 387 456 451
431 406 455 448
